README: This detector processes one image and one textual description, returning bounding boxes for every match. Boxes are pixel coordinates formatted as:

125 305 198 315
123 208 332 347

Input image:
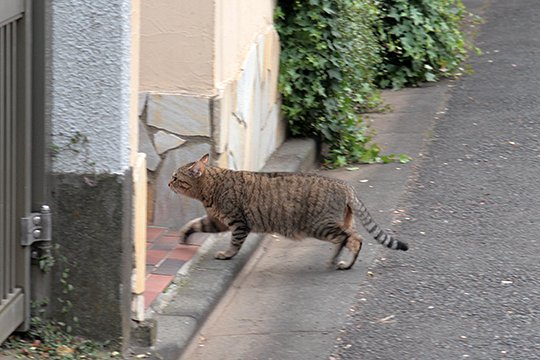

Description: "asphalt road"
180 1 540 359
333 0 540 359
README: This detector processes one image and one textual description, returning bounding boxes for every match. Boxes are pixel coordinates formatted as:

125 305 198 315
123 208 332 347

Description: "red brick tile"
151 235 180 250
168 245 199 261
146 249 168 266
147 226 166 242
145 274 173 293
154 259 186 276
164 229 181 237
156 235 180 244
144 291 160 309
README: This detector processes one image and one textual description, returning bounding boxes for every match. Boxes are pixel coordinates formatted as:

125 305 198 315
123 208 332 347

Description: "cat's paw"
178 229 190 243
336 260 353 270
214 251 233 260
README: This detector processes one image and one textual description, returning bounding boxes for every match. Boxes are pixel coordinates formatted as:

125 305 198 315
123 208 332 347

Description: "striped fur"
169 154 408 270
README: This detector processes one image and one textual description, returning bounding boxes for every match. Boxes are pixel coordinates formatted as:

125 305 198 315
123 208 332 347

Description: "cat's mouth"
169 180 191 194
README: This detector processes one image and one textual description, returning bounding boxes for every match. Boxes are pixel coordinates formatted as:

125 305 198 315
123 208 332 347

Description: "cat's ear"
199 153 210 165
188 154 209 178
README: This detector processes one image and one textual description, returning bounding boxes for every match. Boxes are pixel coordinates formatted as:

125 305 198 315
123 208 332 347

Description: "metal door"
0 0 32 344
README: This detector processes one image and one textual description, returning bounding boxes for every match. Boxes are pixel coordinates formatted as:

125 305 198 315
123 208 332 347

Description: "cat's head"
168 153 210 198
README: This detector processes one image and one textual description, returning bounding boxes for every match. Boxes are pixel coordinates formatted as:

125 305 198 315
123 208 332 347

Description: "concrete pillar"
46 0 140 346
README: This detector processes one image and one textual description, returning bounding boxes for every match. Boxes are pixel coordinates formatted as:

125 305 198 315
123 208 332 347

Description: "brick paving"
145 226 200 308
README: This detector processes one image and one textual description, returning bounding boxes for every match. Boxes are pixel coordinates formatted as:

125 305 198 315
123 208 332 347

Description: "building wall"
214 0 275 86
139 0 285 227
47 0 140 346
49 1 134 175
140 0 214 95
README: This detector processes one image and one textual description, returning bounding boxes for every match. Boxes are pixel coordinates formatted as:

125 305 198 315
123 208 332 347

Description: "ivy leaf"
425 72 436 82
381 155 393 164
399 154 412 163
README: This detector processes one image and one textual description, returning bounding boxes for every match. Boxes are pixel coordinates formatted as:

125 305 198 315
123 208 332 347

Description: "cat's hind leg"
313 223 363 270
330 205 363 269
331 240 347 266
215 222 251 260
335 231 363 270
179 216 228 243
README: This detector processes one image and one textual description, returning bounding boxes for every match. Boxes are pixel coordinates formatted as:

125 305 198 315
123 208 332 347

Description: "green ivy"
376 0 469 89
275 0 474 165
275 0 383 166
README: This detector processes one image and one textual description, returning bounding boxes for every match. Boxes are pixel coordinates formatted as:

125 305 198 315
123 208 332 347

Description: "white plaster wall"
48 0 133 174
214 26 285 171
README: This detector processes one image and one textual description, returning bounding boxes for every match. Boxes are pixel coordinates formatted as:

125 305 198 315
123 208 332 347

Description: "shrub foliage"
275 0 382 166
275 0 470 165
376 0 468 89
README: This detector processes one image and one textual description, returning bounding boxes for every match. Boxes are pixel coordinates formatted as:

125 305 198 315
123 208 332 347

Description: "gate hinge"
21 205 52 246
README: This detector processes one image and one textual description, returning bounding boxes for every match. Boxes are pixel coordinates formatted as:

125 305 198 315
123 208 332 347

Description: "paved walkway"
333 0 540 358
130 140 318 359
179 0 540 358
145 227 201 308
179 82 450 360
136 1 540 358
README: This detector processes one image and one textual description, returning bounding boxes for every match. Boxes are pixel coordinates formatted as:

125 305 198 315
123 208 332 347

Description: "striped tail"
352 197 408 251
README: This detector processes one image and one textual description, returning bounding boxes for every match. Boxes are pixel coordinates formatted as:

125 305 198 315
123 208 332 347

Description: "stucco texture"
140 0 214 94
48 0 133 174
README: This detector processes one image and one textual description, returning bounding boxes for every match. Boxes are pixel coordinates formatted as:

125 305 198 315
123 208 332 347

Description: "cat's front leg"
215 222 251 260
179 216 228 243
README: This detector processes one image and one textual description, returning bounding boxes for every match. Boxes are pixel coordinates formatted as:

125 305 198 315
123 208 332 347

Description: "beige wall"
140 0 215 95
138 0 286 226
215 0 275 86
141 0 275 94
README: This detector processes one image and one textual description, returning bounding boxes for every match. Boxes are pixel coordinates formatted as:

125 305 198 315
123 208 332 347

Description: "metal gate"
0 0 32 344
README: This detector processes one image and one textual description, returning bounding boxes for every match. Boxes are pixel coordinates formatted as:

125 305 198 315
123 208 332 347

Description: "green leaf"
425 72 436 82
381 155 393 164
399 154 412 163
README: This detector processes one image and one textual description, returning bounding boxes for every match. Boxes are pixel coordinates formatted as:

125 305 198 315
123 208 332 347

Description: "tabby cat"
169 154 408 270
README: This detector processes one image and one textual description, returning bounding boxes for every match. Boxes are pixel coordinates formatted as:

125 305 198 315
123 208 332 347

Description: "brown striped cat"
168 154 408 270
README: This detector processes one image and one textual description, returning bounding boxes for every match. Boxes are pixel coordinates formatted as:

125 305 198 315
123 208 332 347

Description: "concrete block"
266 28 280 106
51 173 133 342
153 130 186 154
256 33 265 83
212 82 235 155
263 29 274 82
236 45 258 126
152 142 211 227
244 68 264 170
147 93 211 137
262 138 318 173
258 103 286 169
138 92 147 117
138 120 161 172
130 318 157 347
227 115 247 170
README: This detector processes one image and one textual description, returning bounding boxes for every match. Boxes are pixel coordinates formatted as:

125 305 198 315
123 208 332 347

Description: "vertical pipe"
11 20 18 293
5 22 13 295
0 25 5 300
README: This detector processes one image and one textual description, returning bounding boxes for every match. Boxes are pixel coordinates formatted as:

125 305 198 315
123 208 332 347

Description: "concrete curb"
176 81 455 360
129 138 318 359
